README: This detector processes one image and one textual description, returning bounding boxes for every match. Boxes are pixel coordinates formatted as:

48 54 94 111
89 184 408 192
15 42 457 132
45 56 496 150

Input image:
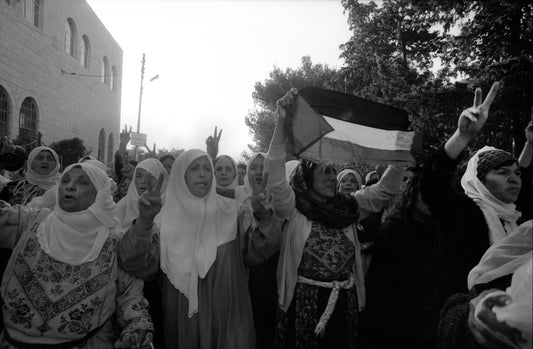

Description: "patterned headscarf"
291 160 359 229
461 146 521 244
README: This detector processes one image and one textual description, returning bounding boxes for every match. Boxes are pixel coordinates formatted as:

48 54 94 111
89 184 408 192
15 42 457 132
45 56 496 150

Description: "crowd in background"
0 82 531 349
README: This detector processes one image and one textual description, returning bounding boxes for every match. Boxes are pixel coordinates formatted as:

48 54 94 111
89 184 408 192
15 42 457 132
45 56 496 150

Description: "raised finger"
481 82 500 109
139 195 151 207
144 173 154 192
214 126 218 139
473 88 482 107
250 172 259 193
154 173 165 193
217 128 223 140
261 172 270 192
461 109 479 123
129 126 132 133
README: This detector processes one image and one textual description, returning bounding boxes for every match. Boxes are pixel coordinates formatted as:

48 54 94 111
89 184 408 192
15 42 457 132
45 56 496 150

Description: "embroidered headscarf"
337 168 363 193
38 162 118 265
291 160 359 229
25 146 61 190
461 146 521 244
214 155 238 190
160 149 238 317
115 158 168 233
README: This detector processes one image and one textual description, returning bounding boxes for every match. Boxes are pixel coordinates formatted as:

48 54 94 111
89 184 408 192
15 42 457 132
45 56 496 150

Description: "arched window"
23 0 41 28
111 66 117 91
81 35 90 68
19 97 38 145
107 133 114 168
64 18 77 58
101 56 109 85
0 85 11 138
98 128 106 162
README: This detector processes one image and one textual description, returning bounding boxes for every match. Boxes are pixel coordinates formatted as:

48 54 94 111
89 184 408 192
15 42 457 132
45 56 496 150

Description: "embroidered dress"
0 206 153 348
2 179 46 206
276 222 358 349
265 143 372 349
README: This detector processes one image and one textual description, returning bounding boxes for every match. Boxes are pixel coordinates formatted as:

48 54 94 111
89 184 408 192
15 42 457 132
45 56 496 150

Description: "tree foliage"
245 1 533 160
339 0 533 158
50 137 90 170
245 56 342 153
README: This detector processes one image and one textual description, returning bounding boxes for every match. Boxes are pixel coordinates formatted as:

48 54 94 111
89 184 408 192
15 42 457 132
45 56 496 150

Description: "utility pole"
134 53 146 160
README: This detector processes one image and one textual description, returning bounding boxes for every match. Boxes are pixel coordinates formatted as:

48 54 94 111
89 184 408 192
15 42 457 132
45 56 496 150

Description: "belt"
298 275 355 337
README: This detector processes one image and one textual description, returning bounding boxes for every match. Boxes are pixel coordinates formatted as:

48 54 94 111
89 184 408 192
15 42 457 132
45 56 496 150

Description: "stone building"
0 0 122 167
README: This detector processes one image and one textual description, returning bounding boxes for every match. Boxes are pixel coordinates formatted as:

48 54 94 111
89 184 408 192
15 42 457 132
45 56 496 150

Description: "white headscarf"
461 146 521 244
235 152 266 206
29 160 114 211
468 220 532 289
25 146 61 190
115 158 168 233
337 168 363 193
468 221 532 349
214 155 238 190
160 149 238 317
285 160 300 182
38 162 118 265
81 158 107 173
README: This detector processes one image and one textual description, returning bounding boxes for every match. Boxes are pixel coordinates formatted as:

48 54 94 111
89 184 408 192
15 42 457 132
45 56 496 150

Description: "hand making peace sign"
119 124 132 148
138 172 165 223
250 171 271 220
206 126 222 160
457 82 500 141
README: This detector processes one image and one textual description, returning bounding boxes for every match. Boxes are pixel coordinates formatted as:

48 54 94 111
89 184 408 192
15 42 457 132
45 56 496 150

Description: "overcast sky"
86 0 351 160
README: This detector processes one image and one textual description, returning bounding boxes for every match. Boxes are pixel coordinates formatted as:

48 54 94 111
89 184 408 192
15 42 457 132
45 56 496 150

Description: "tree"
50 137 90 170
245 56 342 152
339 0 533 157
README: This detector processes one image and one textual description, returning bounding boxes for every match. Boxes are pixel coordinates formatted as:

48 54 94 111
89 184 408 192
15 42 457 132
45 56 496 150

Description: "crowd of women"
0 82 531 349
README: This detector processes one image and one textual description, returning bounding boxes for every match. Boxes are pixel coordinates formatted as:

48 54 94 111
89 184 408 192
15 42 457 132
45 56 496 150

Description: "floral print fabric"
0 209 152 348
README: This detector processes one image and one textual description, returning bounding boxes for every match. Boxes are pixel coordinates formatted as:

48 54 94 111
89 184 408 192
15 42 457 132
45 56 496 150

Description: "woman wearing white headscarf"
26 158 114 211
235 153 266 207
115 158 168 234
461 146 522 244
118 149 282 348
337 168 363 195
0 162 153 348
0 146 60 205
213 155 239 198
439 220 532 349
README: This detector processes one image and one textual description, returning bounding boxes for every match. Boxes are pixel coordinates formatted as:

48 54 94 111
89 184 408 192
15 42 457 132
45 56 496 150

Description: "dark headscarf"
291 160 359 229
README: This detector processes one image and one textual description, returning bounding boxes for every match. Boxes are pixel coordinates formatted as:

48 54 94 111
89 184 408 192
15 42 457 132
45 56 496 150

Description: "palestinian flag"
286 86 418 165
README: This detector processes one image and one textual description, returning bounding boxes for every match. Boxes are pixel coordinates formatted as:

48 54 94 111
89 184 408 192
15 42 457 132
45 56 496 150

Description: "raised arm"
265 88 298 220
444 82 500 160
115 124 132 182
240 172 283 266
117 173 164 279
517 110 533 169
206 126 222 161
355 165 404 214
0 203 41 249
